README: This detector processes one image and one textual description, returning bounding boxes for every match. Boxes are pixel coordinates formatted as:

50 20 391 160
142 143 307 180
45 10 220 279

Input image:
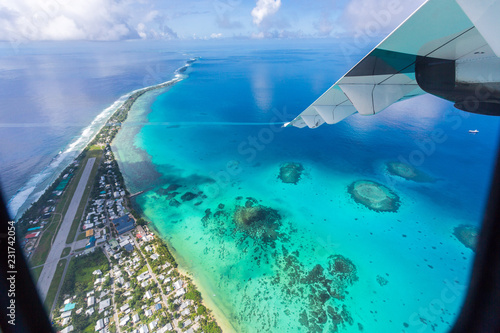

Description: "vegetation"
153 238 177 268
200 318 223 333
44 258 67 311
59 249 108 305
61 247 71 258
184 284 202 303
30 266 43 284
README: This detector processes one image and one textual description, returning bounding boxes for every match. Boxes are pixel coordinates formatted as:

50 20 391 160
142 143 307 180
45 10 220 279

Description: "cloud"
313 14 335 37
216 13 242 29
251 0 281 26
0 0 139 41
341 0 425 36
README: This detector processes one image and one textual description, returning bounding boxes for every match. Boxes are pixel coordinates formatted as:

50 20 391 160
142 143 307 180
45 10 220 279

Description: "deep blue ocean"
112 40 500 332
0 41 190 217
1 39 499 332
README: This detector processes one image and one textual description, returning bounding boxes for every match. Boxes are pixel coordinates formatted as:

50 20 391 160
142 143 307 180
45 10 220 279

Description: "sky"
0 0 426 42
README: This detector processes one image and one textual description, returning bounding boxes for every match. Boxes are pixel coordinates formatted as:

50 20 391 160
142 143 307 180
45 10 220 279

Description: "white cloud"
251 0 281 26
341 0 425 35
0 0 139 41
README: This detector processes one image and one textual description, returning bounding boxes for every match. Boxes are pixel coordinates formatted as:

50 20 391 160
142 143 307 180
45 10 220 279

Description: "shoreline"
10 66 188 220
171 252 237 333
147 223 237 333
18 57 228 331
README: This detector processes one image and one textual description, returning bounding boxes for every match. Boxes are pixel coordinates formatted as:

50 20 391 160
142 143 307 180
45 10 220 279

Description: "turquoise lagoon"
113 40 500 333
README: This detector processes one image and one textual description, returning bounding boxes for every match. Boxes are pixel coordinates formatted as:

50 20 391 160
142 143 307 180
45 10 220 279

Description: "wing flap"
286 0 500 129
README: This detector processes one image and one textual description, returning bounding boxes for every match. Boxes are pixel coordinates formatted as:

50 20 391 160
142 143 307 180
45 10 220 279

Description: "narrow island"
348 180 401 212
15 58 223 333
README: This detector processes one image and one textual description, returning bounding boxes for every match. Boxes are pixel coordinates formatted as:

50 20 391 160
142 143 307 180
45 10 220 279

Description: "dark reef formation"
200 197 283 248
386 162 434 182
181 191 198 201
278 162 304 184
453 224 478 252
348 180 400 212
232 198 282 244
376 275 389 286
198 196 362 332
275 250 359 332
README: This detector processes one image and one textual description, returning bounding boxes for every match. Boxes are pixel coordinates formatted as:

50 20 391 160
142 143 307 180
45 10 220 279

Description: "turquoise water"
113 40 500 332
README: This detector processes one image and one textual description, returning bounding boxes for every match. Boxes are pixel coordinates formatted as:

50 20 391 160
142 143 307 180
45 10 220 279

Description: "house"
98 298 111 312
120 304 129 312
145 290 153 299
86 236 96 248
145 309 153 317
179 301 190 310
136 226 146 239
119 315 130 327
150 254 159 260
24 232 40 239
124 243 134 252
108 239 119 250
111 215 135 235
85 308 95 316
184 319 192 327
138 272 150 282
63 303 76 312
61 311 72 318
95 318 104 331
173 280 183 290
181 308 190 316
175 288 186 298
88 296 95 307
132 313 140 323
159 323 173 332
60 325 73 333
139 325 149 333
154 303 162 311
149 320 158 330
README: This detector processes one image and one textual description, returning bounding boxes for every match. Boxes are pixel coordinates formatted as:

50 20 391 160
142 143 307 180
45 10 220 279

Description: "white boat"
469 130 479 134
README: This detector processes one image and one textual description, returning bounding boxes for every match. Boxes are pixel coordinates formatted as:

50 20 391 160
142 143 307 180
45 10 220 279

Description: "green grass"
61 247 71 258
60 249 109 297
76 232 87 241
44 258 67 312
138 264 148 275
30 266 43 284
66 147 103 244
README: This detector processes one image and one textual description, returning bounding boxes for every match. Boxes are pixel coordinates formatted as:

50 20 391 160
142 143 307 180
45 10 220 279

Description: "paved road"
37 158 96 300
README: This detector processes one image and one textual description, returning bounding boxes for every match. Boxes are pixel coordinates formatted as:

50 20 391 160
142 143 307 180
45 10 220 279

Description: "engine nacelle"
415 56 500 116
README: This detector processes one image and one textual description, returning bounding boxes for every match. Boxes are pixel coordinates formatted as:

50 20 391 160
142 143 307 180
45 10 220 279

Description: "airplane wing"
286 0 500 129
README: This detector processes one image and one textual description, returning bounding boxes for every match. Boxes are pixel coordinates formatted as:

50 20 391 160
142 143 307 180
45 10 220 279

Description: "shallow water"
113 39 500 332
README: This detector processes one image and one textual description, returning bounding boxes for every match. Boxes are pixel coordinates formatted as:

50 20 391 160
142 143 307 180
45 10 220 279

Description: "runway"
36 157 96 300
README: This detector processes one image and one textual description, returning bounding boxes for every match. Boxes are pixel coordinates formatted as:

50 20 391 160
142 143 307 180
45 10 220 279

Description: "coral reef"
278 162 304 184
348 180 400 212
233 198 282 243
453 224 479 252
387 162 434 182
